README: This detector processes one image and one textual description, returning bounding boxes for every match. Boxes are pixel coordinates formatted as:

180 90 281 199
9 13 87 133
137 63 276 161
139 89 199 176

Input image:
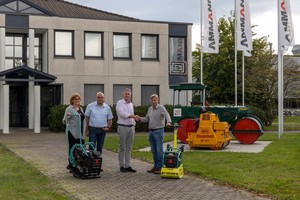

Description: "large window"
141 34 158 60
5 35 23 69
113 84 132 105
27 36 42 70
169 37 186 61
5 34 42 70
85 32 103 58
113 33 131 59
84 84 104 105
141 85 159 106
54 30 73 57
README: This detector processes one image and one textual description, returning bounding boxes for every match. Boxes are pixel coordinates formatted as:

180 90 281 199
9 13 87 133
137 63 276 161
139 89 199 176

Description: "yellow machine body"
186 112 232 150
161 164 184 179
161 124 184 179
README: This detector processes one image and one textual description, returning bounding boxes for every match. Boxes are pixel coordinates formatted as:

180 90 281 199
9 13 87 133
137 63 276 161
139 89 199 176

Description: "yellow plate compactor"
161 123 184 179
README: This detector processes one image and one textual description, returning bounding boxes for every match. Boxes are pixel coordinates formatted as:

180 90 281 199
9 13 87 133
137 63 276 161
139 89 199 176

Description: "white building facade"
0 0 192 133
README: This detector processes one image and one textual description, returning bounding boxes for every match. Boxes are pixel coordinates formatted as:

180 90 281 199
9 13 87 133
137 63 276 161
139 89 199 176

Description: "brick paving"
0 129 270 200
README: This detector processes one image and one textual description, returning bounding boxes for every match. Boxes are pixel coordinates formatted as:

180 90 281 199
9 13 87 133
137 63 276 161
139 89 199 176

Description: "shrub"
48 104 175 132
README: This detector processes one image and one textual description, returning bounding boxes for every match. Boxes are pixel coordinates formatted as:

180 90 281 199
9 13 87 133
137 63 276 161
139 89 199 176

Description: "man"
116 88 137 173
136 94 171 174
85 92 113 158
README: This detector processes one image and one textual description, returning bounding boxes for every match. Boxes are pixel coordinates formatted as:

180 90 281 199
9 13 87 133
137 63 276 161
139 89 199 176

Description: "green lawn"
105 132 300 200
265 116 300 131
0 146 72 200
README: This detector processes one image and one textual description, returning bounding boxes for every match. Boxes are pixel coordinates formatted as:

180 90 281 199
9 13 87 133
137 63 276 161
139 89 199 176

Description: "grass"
0 146 72 200
104 132 300 200
265 116 300 131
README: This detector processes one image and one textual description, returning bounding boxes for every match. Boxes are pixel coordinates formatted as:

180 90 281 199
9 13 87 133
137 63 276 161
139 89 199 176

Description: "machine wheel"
232 117 263 144
177 117 196 143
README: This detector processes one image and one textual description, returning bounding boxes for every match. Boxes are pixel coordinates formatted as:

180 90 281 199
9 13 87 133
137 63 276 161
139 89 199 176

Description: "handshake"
132 115 141 121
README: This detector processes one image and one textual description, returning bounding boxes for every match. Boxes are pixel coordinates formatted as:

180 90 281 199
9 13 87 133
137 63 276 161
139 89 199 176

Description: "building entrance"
9 86 28 127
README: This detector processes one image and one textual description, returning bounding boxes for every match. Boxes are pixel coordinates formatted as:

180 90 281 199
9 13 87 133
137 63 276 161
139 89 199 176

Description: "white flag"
278 0 294 51
202 0 219 54
236 0 252 51
243 50 252 57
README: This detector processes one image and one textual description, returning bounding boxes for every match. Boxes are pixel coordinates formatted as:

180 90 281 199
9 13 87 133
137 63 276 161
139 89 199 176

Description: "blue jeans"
149 128 164 169
89 126 106 154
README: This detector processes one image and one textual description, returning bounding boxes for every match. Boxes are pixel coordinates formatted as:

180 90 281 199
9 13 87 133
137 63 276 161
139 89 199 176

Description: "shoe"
147 167 156 173
100 169 103 172
120 167 127 172
125 167 136 173
154 169 161 174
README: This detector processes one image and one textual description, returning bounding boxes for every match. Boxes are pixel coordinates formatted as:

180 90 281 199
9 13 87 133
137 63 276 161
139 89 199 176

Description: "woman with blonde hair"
62 93 85 172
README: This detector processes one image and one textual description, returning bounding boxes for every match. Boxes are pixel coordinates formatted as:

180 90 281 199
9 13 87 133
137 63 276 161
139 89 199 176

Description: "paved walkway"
0 129 270 200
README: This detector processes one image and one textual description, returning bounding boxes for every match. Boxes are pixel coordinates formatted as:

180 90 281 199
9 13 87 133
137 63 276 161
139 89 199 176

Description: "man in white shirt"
116 88 137 173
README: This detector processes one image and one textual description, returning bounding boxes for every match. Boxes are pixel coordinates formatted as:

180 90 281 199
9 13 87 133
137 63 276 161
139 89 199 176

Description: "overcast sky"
68 0 300 53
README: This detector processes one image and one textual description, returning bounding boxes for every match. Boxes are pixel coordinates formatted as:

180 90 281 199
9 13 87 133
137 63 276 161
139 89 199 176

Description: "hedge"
48 104 174 132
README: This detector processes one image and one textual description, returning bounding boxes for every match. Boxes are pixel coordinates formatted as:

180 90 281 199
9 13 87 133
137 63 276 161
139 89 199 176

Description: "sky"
68 0 300 53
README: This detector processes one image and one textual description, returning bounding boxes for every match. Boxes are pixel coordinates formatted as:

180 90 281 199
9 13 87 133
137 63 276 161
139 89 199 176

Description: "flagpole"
234 0 238 106
277 0 283 139
242 51 245 106
200 0 205 107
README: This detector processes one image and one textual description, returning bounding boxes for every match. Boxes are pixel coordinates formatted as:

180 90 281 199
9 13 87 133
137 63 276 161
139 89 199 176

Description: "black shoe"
125 167 137 173
120 167 127 172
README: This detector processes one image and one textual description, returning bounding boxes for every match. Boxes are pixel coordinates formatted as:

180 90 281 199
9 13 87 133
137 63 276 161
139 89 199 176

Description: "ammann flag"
236 0 252 51
202 0 219 53
279 0 294 50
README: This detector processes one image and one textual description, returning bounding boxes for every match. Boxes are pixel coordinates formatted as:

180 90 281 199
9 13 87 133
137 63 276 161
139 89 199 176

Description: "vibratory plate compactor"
161 123 184 179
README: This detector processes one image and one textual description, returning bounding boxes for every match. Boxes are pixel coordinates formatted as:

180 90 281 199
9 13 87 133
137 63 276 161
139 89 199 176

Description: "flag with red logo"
202 0 219 53
236 0 252 52
278 0 294 51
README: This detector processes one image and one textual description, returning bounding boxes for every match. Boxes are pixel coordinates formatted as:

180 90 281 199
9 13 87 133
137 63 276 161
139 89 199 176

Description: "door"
9 86 28 127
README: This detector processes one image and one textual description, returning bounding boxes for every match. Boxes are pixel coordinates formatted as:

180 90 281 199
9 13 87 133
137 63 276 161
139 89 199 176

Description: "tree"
192 16 281 125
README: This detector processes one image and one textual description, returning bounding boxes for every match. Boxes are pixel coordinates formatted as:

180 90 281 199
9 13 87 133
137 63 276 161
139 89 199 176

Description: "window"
27 36 42 70
169 37 186 61
141 85 159 106
113 34 131 59
5 35 23 69
113 84 132 105
54 30 73 57
141 35 158 60
85 32 103 58
84 84 104 105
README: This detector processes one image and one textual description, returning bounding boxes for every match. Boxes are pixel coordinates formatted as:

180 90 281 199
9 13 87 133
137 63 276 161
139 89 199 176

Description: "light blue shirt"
85 101 113 127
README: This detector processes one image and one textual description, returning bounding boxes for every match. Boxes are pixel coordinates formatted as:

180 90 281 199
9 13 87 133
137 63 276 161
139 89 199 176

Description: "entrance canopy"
0 65 56 85
169 82 208 91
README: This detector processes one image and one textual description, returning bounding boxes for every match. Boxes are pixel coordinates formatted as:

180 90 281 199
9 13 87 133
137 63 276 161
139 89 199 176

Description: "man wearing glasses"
85 92 113 164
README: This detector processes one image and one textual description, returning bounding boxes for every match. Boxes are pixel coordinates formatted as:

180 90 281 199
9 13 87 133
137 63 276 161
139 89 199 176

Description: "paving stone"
0 130 270 200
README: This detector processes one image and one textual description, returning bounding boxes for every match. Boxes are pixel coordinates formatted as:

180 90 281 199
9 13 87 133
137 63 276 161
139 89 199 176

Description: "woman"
62 93 85 171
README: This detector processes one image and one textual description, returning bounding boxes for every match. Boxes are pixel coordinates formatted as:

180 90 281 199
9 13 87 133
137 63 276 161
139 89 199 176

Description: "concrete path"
0 129 270 200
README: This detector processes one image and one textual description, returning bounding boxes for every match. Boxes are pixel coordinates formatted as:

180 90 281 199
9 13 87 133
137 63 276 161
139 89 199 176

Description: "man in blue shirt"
85 92 113 157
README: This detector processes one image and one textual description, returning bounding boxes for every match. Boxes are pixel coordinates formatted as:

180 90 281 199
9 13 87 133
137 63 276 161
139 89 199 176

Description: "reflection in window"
55 31 73 57
169 37 186 62
113 34 131 58
141 35 158 59
5 35 23 69
85 32 102 57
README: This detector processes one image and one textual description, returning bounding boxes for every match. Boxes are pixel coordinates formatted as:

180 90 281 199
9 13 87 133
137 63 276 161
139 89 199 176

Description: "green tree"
192 16 278 125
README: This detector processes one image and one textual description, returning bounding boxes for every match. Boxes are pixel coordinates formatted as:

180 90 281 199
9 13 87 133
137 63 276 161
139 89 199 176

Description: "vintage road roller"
170 83 264 145
186 111 232 150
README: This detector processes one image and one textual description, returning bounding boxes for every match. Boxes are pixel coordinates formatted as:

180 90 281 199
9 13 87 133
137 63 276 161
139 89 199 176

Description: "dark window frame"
141 34 159 60
54 30 74 58
84 31 104 59
113 33 132 60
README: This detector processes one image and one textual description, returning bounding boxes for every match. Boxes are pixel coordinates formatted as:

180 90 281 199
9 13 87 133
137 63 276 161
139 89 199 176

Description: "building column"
28 29 35 129
3 84 9 134
34 85 40 133
0 27 5 130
